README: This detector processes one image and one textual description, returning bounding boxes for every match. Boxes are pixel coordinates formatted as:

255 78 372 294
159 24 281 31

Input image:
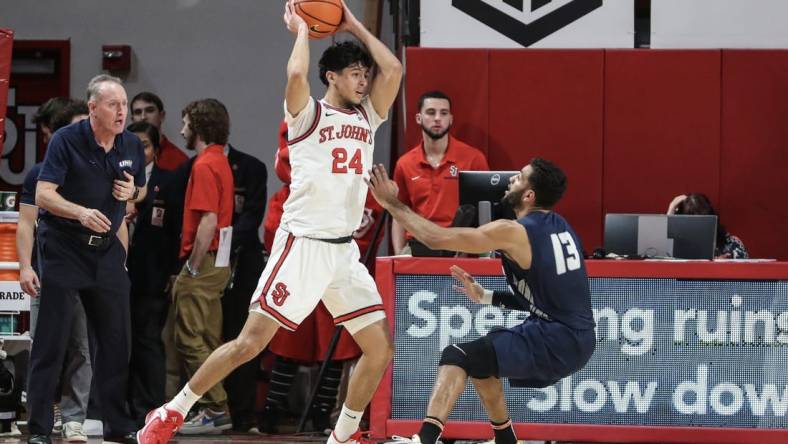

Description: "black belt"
311 235 353 244
76 233 112 248
41 219 113 248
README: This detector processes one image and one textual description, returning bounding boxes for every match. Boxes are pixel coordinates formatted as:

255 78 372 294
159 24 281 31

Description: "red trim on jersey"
255 233 299 330
288 100 322 145
334 304 384 324
356 103 370 125
323 101 358 115
256 301 299 331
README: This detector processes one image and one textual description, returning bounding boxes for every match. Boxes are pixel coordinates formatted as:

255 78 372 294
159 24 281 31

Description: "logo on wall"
452 0 604 47
2 87 42 189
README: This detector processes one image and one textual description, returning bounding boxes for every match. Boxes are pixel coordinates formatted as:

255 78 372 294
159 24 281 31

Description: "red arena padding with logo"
0 29 13 149
371 257 788 443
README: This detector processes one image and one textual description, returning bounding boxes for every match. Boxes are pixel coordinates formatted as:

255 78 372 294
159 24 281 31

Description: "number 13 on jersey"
332 147 363 174
550 231 581 275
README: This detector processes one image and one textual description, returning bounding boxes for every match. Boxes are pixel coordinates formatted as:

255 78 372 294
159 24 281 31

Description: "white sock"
333 404 363 442
166 384 201 418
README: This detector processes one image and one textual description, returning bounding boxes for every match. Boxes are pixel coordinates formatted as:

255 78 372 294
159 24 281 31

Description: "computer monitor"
458 171 519 225
604 214 718 259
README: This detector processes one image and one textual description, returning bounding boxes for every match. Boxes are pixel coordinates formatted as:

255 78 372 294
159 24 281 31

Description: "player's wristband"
481 288 493 305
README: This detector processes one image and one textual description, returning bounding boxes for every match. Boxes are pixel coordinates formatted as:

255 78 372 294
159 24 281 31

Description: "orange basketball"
294 0 344 40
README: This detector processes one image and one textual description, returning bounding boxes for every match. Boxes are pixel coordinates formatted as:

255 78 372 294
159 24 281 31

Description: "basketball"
294 0 344 40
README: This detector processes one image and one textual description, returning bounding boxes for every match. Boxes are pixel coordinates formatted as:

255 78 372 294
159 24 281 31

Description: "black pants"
28 224 135 437
221 248 265 426
127 286 169 425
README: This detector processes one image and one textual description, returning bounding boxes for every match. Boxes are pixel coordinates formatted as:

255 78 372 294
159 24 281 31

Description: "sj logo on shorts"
271 282 290 306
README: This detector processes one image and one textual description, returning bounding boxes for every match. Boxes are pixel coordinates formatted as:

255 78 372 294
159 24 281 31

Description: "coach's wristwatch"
129 187 140 201
186 260 200 277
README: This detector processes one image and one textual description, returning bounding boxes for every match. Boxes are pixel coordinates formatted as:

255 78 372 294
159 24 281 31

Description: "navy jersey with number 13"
498 211 595 331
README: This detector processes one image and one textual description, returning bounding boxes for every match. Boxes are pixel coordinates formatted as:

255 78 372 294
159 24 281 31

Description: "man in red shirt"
171 99 235 434
392 90 489 254
130 91 188 170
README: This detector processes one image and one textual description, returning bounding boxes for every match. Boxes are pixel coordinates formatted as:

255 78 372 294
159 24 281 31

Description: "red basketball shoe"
327 429 377 443
136 406 184 444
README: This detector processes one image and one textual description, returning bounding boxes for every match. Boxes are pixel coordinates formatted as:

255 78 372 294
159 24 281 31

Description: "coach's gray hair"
86 74 123 102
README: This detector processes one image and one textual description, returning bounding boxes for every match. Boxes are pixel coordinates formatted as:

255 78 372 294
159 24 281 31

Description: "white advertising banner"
652 0 788 48
0 281 29 312
420 0 634 48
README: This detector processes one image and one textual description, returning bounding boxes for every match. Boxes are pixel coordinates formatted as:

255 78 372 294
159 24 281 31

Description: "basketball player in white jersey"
137 1 401 444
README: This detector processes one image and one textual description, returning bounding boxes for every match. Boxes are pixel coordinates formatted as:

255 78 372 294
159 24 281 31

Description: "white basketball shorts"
250 227 385 335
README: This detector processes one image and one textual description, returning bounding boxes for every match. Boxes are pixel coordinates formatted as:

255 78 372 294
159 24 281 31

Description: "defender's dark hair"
674 193 728 247
417 90 452 112
318 40 373 87
131 91 165 112
528 157 567 209
50 100 89 132
127 121 161 153
32 97 71 128
182 98 230 146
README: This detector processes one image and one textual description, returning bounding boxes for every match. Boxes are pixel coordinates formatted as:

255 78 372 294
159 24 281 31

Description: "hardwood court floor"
1 435 589 444
2 435 334 444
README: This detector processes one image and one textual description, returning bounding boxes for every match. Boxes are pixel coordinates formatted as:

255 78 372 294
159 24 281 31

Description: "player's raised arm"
338 0 402 118
284 0 311 117
366 164 529 257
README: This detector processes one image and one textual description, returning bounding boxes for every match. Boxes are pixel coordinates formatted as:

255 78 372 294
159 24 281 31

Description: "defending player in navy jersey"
366 158 595 444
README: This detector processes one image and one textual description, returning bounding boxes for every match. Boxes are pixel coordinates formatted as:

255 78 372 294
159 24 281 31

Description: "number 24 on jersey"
332 147 363 174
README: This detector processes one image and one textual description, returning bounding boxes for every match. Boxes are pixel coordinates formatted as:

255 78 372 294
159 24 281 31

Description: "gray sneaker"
177 408 232 435
63 421 88 442
0 421 21 437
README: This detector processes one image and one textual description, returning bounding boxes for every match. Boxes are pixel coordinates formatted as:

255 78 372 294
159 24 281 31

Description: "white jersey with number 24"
282 96 386 239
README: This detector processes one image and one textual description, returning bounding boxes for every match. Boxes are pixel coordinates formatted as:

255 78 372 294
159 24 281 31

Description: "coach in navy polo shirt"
27 75 146 444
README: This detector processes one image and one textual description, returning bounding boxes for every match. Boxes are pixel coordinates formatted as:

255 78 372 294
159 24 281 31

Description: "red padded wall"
402 48 788 259
488 50 604 251
403 49 489 156
603 50 721 217
720 50 788 260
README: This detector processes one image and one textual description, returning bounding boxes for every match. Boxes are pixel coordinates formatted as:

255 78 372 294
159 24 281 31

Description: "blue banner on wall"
393 276 788 428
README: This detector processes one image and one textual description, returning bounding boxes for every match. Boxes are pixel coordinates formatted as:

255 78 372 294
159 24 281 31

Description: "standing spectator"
392 90 489 254
222 120 268 433
32 97 71 145
130 92 188 170
29 74 145 444
667 193 749 259
172 99 234 434
18 98 91 442
125 121 181 426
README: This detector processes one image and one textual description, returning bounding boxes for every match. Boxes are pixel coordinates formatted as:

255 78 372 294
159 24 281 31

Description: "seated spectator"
392 90 489 255
667 193 748 259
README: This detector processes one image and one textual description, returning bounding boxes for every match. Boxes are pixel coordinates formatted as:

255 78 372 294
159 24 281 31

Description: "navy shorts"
488 317 596 388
